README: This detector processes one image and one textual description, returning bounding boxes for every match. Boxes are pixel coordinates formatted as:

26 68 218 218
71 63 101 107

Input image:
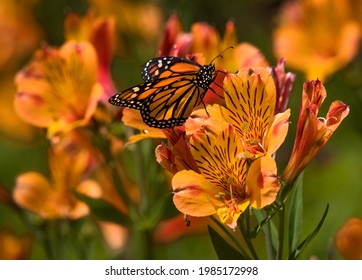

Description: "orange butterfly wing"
109 57 216 128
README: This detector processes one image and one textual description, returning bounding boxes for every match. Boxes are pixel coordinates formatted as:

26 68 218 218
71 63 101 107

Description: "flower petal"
264 109 290 155
223 69 276 155
122 108 166 143
172 170 224 217
335 217 362 260
247 156 280 208
13 172 56 218
217 200 250 230
153 214 209 244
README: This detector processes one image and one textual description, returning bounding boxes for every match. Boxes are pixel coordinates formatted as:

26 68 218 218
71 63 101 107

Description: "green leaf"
76 193 132 226
208 226 250 260
251 201 282 238
288 173 304 255
254 209 278 259
288 203 329 260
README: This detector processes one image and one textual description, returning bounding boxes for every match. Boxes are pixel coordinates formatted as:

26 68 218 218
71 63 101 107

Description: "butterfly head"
196 64 216 89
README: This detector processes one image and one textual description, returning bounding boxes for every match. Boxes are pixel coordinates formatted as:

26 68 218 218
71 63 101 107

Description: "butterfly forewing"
141 57 202 82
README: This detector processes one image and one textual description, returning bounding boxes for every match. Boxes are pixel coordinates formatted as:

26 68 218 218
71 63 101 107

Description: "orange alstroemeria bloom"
335 217 362 260
172 125 280 230
281 79 349 189
171 68 289 229
13 131 102 219
14 42 103 140
273 0 360 81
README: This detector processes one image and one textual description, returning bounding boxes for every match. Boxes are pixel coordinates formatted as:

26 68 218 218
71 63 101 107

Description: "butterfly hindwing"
140 76 206 128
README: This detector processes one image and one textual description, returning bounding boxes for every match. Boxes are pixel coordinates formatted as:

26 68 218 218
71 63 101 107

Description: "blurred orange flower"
335 217 362 259
0 0 43 141
88 0 162 45
153 214 210 244
0 74 39 141
281 79 349 189
273 0 360 81
0 230 32 260
13 131 102 219
160 14 268 72
0 0 43 72
349 0 362 30
14 12 118 140
14 42 103 140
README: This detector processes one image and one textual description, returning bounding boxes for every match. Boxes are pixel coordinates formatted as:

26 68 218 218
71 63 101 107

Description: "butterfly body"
109 56 217 128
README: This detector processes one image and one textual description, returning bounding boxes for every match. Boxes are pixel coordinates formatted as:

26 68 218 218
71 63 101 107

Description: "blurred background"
0 0 361 260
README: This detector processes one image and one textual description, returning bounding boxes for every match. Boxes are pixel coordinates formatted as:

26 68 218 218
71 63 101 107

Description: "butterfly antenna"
210 46 234 64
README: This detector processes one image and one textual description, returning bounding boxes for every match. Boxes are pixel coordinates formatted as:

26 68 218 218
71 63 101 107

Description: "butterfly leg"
201 99 210 117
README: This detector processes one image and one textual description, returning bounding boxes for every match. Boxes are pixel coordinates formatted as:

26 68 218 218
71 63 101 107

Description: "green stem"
239 213 259 260
277 203 285 259
210 216 249 257
262 209 275 259
134 139 149 214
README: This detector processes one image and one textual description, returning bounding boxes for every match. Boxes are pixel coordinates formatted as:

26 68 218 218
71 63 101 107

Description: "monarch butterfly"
108 54 225 128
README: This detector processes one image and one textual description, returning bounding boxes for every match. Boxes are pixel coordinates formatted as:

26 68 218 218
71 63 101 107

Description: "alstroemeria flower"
273 0 360 81
172 125 280 229
335 217 362 260
281 79 349 189
14 42 103 140
13 131 102 219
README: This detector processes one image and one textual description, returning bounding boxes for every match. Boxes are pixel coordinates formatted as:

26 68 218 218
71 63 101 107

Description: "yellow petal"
13 172 56 218
217 200 250 229
264 109 291 155
247 156 280 209
97 221 128 251
122 108 166 143
172 170 224 217
223 70 275 144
